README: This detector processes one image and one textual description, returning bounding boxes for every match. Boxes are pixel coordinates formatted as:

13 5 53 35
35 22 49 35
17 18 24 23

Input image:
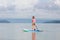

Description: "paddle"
36 24 44 32
35 23 39 30
35 25 40 31
36 25 38 30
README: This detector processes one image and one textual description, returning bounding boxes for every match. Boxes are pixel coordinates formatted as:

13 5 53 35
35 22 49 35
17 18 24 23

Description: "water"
0 23 60 40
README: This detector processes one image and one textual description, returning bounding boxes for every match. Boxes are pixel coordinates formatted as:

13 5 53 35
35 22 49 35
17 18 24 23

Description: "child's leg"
32 23 36 30
32 23 34 30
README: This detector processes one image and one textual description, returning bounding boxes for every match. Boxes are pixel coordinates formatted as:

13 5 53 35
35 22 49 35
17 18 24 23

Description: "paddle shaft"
36 25 38 30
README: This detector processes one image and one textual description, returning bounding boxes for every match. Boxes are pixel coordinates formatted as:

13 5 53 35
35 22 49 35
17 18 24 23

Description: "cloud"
35 0 60 10
15 0 38 9
0 0 8 7
0 0 60 19
54 0 60 6
0 9 60 19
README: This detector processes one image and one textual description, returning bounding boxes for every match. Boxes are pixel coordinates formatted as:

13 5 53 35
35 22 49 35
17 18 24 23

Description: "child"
32 16 36 30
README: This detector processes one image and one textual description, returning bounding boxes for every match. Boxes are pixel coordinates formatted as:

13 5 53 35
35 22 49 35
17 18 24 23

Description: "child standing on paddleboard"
32 16 36 30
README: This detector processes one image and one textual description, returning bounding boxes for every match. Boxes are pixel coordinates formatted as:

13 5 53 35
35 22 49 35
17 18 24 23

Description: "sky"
0 0 60 19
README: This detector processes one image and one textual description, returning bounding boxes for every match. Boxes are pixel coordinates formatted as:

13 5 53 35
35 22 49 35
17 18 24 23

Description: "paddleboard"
23 29 43 32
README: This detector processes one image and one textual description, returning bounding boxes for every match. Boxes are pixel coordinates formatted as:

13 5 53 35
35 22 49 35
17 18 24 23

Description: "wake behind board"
23 29 43 32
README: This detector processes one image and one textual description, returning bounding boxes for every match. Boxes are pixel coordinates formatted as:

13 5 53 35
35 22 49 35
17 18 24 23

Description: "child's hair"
32 16 35 19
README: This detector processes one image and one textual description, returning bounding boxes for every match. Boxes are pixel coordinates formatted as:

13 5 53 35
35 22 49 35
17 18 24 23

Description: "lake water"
0 23 60 40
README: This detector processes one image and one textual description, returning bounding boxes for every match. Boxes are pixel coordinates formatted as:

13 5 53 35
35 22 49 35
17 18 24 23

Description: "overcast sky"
0 0 60 19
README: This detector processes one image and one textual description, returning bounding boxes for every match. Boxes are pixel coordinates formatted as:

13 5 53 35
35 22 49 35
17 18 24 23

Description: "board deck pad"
23 29 43 32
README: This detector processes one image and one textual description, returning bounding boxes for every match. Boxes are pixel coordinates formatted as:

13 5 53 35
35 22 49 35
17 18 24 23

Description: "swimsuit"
32 19 36 23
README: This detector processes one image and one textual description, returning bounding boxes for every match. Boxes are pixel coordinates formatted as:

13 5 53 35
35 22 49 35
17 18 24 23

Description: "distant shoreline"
0 19 60 23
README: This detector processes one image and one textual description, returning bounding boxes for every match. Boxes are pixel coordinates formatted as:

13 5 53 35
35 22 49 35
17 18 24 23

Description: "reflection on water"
32 32 36 40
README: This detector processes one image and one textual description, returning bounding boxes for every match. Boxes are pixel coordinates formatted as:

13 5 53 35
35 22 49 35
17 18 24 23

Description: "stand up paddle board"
23 29 43 32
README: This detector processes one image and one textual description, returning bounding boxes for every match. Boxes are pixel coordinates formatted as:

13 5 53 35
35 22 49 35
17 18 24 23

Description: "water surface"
0 23 60 40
